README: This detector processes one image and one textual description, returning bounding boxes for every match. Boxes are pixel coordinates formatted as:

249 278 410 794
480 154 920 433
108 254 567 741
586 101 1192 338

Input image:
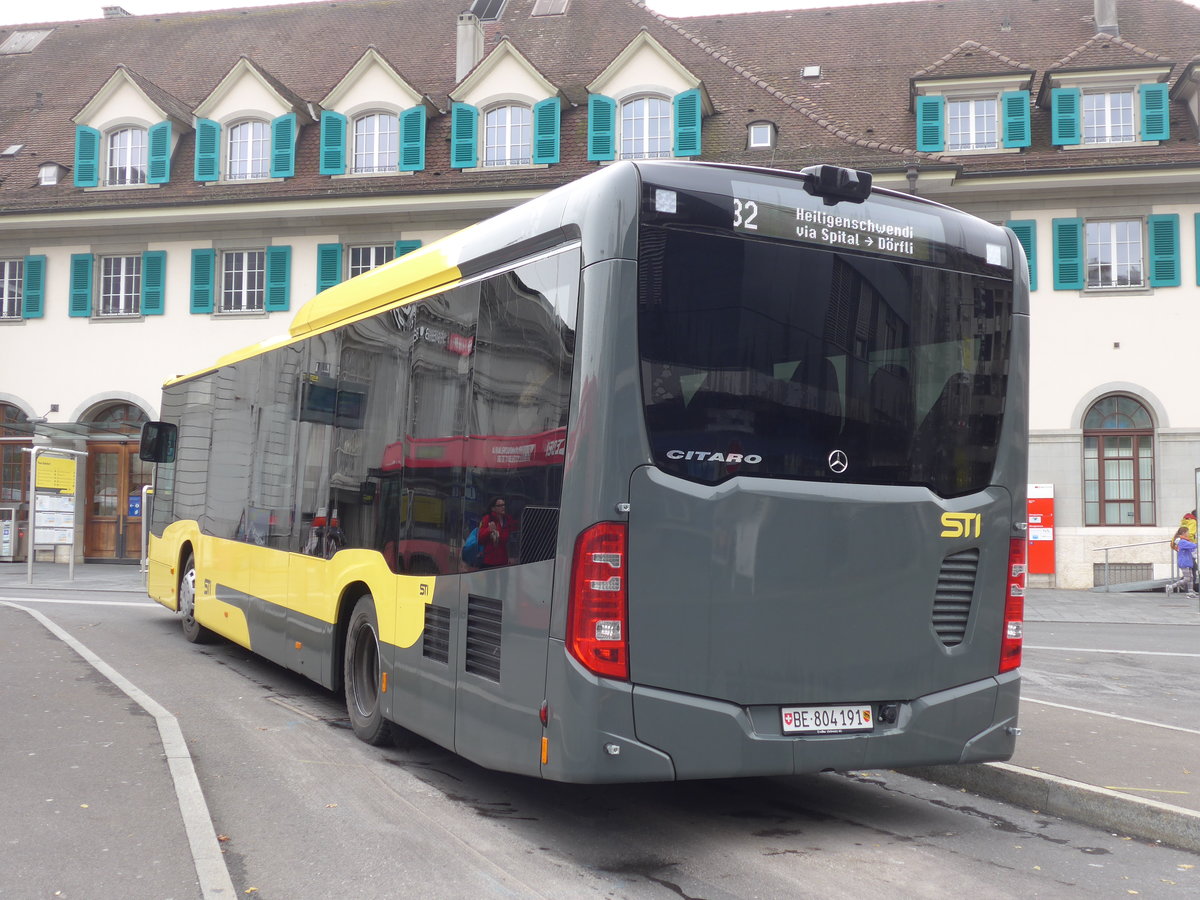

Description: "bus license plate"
781 704 873 734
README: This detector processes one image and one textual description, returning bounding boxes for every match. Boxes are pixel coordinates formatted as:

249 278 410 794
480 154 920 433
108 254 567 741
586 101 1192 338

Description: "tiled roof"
671 0 1200 172
0 0 1198 215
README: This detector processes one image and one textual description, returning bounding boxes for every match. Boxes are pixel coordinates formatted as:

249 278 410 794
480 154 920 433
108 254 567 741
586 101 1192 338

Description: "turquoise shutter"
587 94 616 161
1052 218 1084 290
316 243 343 292
74 125 101 187
147 121 172 184
1001 91 1031 148
1140 83 1169 142
190 249 215 313
673 89 702 157
1006 221 1037 292
395 239 422 257
450 103 478 169
915 95 944 152
68 254 93 318
141 250 167 314
1051 88 1081 146
1147 214 1180 288
399 107 426 171
270 113 296 178
320 111 347 175
21 255 46 319
194 119 220 182
265 246 291 312
532 98 560 165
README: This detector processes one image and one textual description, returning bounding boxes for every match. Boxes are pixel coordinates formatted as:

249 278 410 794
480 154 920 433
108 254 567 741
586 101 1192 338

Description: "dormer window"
621 96 672 160
39 163 59 186
106 126 147 185
947 98 997 151
748 121 775 149
1083 89 1134 144
353 113 399 173
228 120 270 179
484 104 532 166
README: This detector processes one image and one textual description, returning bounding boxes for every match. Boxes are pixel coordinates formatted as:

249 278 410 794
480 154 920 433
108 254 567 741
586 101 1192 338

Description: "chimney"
103 6 133 16
1094 0 1118 34
456 12 484 82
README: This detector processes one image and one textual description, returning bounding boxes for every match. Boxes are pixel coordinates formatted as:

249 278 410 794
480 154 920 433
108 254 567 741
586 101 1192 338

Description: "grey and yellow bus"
141 160 1029 783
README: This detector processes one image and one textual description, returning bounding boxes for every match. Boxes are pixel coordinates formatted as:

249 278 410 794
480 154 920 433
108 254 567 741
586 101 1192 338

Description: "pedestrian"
478 497 513 568
1166 526 1198 597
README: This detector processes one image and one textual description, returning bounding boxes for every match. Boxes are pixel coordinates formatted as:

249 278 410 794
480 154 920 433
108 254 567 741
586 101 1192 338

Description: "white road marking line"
1022 697 1200 736
1 601 236 899
0 596 157 608
1026 644 1200 658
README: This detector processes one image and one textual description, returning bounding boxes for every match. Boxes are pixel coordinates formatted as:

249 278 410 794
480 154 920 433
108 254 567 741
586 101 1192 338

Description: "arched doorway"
84 402 151 560
1082 394 1155 527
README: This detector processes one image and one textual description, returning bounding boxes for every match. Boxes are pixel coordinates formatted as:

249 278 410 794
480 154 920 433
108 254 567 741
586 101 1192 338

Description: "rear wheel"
344 595 395 746
178 553 214 644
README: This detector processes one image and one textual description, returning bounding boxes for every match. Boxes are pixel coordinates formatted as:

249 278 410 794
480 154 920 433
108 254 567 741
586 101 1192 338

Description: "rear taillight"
999 536 1026 673
567 522 629 680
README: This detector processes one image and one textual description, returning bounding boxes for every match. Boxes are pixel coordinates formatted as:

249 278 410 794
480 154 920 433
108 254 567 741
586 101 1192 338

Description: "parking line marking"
1022 697 1200 736
1025 644 1200 658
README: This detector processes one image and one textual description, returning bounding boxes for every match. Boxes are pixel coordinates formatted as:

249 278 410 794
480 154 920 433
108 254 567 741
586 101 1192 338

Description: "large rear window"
638 202 1014 497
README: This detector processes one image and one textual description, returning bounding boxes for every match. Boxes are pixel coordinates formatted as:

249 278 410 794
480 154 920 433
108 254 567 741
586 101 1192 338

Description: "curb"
905 762 1200 854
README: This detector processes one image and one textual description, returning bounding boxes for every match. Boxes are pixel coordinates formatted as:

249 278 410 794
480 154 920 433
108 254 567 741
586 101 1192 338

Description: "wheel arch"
332 579 373 693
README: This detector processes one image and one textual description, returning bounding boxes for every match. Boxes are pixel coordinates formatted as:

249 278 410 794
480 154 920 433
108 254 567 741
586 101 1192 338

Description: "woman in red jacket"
478 497 513 568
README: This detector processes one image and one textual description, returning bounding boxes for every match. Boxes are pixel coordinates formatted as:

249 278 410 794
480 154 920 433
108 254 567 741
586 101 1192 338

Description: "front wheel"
178 553 214 644
344 595 395 746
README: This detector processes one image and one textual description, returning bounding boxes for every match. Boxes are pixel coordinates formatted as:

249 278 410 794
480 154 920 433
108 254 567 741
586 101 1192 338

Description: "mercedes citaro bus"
140 160 1029 782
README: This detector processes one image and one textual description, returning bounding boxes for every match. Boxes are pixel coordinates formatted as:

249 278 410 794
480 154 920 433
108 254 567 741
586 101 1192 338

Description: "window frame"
946 96 998 151
98 254 142 317
106 125 148 186
620 94 672 161
227 119 271 180
1082 395 1155 527
220 249 267 313
1085 218 1144 290
1082 89 1135 145
352 111 399 174
483 103 533 167
347 244 395 278
747 121 774 149
0 258 23 319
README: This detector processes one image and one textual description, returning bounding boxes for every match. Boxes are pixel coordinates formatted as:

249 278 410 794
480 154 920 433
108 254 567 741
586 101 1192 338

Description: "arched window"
483 104 531 167
1083 395 1155 526
353 112 398 173
1 402 31 505
620 95 671 159
228 120 270 179
107 127 147 185
86 402 148 436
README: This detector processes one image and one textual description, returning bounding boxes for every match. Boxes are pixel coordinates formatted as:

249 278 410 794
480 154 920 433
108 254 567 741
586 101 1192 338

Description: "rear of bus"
544 161 1028 781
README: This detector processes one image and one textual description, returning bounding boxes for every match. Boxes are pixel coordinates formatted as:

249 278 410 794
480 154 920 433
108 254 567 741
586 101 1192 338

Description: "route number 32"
733 198 758 230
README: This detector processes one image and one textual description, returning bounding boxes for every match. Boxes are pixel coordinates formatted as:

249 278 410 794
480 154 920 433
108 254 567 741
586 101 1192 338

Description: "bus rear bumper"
629 670 1020 780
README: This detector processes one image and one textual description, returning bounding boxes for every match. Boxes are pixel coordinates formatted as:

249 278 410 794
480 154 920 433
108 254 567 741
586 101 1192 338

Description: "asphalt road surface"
2 591 1197 899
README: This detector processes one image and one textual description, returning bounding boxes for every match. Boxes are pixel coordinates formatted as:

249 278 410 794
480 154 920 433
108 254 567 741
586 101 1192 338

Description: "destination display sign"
728 179 946 262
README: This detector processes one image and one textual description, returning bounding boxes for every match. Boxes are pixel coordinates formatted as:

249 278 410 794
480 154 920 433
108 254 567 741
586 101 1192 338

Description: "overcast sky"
3 0 930 28
5 0 1199 30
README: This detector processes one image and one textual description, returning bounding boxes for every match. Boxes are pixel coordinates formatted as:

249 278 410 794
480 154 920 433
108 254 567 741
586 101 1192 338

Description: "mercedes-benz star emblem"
827 449 849 474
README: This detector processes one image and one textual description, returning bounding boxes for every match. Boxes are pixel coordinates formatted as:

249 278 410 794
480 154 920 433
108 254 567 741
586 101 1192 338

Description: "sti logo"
940 512 981 538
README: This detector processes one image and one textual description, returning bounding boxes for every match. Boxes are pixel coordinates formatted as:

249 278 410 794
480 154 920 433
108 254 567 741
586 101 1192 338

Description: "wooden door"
85 443 151 559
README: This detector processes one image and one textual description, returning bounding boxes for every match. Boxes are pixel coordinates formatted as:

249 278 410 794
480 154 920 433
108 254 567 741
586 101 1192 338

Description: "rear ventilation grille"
465 594 502 681
932 548 979 646
422 605 451 665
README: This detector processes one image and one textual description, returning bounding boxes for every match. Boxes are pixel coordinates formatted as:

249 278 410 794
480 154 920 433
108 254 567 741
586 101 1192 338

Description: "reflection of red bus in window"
377 427 567 575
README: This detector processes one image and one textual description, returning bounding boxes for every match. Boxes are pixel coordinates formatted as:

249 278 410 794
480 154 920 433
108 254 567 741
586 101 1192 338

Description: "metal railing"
1092 539 1173 592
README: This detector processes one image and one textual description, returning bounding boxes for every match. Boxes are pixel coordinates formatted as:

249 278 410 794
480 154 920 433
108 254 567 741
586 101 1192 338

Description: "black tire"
344 595 395 746
178 552 214 644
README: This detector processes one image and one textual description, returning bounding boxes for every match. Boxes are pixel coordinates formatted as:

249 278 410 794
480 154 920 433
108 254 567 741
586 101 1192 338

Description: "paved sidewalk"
2 562 1198 856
